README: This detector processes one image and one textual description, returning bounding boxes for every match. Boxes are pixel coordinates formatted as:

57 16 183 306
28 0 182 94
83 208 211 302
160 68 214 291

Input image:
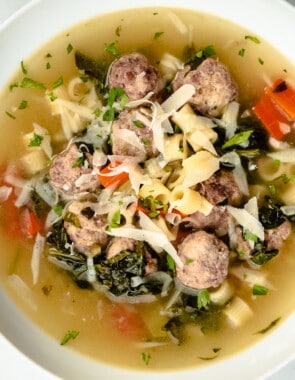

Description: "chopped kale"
75 51 109 84
259 196 286 229
47 220 71 253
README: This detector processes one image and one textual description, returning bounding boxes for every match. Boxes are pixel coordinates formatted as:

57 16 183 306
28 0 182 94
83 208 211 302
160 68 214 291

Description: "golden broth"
0 6 295 371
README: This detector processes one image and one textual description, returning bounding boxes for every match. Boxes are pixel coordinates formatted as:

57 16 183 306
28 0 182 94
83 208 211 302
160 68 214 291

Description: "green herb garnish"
133 120 144 128
196 45 216 58
222 130 253 149
52 76 63 89
20 77 46 90
253 284 268 296
105 41 120 58
67 43 73 54
28 133 43 147
245 35 261 44
141 352 151 365
108 209 121 229
60 330 79 345
72 155 85 168
197 289 210 309
154 31 164 40
256 317 281 334
238 48 246 57
18 100 28 110
21 60 28 74
5 111 16 119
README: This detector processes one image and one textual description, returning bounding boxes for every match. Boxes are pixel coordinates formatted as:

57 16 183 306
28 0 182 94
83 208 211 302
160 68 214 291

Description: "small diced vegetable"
266 79 295 119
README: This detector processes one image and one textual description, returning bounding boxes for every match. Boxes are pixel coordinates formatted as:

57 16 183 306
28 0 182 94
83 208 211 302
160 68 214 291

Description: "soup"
1 6 295 371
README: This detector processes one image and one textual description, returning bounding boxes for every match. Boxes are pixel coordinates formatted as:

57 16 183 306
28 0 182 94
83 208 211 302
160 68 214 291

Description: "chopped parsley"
5 111 16 120
238 48 246 57
105 41 120 58
222 130 253 149
108 209 121 229
60 330 80 345
52 76 63 89
20 77 46 90
197 289 210 309
245 35 261 44
20 60 28 75
196 45 216 58
67 43 73 54
72 155 85 168
28 133 43 147
9 83 19 91
46 62 51 70
253 284 268 296
18 100 28 110
167 254 175 271
154 31 164 40
141 352 151 365
258 57 264 65
256 317 281 334
48 91 58 102
53 204 63 217
133 120 144 128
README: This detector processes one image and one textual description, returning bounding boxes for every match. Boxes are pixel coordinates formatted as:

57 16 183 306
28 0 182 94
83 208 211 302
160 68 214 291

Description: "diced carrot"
253 93 291 140
110 304 147 340
266 78 295 119
170 208 188 219
97 161 129 189
19 208 43 238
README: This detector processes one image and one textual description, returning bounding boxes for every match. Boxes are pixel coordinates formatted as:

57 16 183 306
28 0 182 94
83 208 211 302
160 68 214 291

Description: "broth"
0 6 295 371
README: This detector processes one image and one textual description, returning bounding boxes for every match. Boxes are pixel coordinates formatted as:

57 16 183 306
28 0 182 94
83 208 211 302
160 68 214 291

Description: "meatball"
64 201 108 255
172 58 238 117
49 144 99 195
198 169 244 206
106 237 137 259
186 206 230 237
265 220 291 250
176 230 229 289
108 53 164 100
111 107 155 160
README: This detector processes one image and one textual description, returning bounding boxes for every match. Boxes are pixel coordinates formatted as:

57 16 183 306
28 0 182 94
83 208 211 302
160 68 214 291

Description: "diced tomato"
97 161 129 189
19 208 44 238
110 304 147 340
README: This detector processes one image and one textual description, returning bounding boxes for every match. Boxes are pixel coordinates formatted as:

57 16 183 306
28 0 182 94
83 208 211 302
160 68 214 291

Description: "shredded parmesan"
227 205 264 241
161 84 195 113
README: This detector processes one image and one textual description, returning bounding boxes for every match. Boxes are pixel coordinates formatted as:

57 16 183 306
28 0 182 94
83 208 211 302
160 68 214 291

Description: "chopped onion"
8 274 37 311
31 233 45 285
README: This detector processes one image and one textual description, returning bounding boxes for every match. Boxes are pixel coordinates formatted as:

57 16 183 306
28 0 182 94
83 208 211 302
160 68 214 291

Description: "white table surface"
0 0 295 379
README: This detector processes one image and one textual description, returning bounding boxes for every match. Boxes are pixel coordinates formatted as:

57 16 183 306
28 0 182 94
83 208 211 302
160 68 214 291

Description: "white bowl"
0 0 295 379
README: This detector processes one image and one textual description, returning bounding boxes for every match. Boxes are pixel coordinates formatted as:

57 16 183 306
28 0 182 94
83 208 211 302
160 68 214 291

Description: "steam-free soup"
1 7 295 371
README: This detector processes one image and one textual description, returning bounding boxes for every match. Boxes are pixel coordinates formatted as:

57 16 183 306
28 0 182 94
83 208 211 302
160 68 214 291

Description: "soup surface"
1 6 295 371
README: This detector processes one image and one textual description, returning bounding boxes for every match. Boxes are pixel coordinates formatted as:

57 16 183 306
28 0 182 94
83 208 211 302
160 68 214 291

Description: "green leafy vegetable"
52 76 63 89
60 330 79 345
108 209 121 229
18 100 28 110
253 284 268 296
141 352 151 365
222 130 253 149
21 60 28 74
28 133 43 147
197 289 210 309
238 48 246 57
5 111 16 119
196 45 216 58
20 77 46 90
256 317 281 334
67 43 73 54
245 35 261 44
105 41 120 58
154 31 164 40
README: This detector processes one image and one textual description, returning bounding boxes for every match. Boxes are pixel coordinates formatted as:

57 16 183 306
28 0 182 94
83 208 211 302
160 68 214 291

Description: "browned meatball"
111 108 155 160
198 169 244 206
106 237 137 259
49 144 99 195
108 53 164 100
64 201 109 255
172 58 238 117
186 206 230 237
176 230 229 289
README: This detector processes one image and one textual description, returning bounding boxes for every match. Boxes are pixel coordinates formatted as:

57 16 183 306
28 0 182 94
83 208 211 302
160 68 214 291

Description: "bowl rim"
0 0 295 379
